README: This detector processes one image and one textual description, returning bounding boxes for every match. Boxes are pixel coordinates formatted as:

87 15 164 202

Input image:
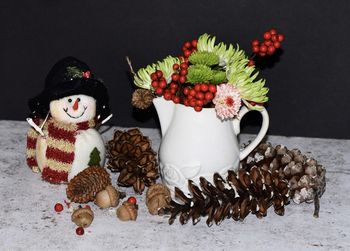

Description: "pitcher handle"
232 106 269 160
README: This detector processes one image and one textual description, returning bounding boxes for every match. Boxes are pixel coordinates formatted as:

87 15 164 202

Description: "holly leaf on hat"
66 66 83 79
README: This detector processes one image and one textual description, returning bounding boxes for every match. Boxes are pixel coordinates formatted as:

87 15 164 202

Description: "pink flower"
213 84 241 120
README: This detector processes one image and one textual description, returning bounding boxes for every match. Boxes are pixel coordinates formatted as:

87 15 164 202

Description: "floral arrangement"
130 29 284 120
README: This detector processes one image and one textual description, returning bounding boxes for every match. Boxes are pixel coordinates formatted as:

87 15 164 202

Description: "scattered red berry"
127 196 137 204
54 203 64 213
76 227 84 236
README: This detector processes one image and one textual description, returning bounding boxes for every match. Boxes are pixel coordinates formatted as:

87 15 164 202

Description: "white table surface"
0 120 349 251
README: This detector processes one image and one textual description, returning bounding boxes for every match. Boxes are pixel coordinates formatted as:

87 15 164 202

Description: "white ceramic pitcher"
153 97 269 196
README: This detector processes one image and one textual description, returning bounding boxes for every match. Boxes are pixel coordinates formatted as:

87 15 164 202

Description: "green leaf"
88 147 101 166
66 66 83 79
189 51 219 66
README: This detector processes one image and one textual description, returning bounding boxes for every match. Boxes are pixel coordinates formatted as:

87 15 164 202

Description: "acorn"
116 201 138 221
146 183 171 215
71 208 94 228
94 185 120 209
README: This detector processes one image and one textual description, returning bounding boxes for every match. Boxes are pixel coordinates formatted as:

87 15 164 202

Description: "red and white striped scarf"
26 117 95 183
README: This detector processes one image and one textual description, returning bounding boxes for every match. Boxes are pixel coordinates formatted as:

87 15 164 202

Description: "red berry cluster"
180 39 198 60
249 28 285 66
182 83 217 112
150 70 167 95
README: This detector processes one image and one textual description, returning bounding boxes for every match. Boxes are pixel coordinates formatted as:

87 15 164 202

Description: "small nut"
95 185 120 209
71 208 94 228
116 202 138 221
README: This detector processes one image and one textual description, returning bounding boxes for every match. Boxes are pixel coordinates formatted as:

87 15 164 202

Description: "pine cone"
107 128 159 194
131 89 154 110
66 166 111 203
241 142 326 217
169 168 290 226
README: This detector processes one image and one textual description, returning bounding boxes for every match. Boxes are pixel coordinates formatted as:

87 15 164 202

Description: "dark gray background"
1 0 349 139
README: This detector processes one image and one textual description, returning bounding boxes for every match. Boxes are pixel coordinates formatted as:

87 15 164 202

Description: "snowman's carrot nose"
72 99 79 111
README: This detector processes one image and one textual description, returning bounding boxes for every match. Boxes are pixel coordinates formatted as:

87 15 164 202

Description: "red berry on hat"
191 39 198 48
252 46 260 53
248 59 255 66
194 106 202 112
173 63 180 70
270 29 277 35
267 46 275 55
278 34 285 42
273 41 281 49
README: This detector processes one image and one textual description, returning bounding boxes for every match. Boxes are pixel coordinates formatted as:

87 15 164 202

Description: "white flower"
213 84 241 120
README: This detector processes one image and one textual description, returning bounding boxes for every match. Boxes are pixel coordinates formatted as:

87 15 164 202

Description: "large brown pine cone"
107 128 159 194
169 168 290 226
66 166 111 203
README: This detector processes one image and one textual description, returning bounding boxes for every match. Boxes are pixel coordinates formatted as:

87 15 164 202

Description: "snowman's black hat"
28 56 111 122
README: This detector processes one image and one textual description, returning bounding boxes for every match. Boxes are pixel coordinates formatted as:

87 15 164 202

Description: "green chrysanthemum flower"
211 70 227 84
187 64 213 84
189 51 219 66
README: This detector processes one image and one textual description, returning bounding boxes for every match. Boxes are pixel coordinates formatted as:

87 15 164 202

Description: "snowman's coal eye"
77 98 81 102
68 98 72 103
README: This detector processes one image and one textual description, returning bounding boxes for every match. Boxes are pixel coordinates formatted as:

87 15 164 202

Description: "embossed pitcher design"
153 97 269 196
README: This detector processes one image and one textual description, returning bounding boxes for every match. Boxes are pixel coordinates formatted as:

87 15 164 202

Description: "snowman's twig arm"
101 114 113 125
26 118 45 137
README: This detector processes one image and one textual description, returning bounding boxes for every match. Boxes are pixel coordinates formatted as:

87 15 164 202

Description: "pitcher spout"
153 97 175 137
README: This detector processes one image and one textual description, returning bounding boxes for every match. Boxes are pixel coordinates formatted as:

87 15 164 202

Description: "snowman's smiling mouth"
63 106 88 119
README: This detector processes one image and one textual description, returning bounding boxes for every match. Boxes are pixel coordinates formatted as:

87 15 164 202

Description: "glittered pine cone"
241 142 326 217
131 89 154 110
107 128 159 194
66 166 111 203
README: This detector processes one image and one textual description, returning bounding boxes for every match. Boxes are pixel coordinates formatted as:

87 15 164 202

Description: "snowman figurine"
26 57 112 183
